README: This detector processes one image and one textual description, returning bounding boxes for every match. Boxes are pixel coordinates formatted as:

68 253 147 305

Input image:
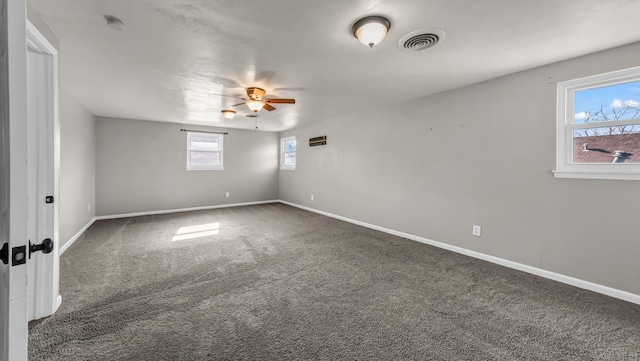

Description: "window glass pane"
574 80 640 124
284 139 296 152
190 151 220 166
190 136 219 151
284 153 296 166
572 127 640 163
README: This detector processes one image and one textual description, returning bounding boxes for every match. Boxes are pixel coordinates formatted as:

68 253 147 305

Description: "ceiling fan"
232 87 296 113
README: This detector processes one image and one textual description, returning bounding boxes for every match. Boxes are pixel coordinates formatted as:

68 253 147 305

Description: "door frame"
26 19 61 321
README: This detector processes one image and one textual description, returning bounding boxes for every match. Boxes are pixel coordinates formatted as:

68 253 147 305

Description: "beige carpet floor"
29 203 640 360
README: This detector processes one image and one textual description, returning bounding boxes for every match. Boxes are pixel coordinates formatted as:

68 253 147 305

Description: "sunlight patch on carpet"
172 222 220 242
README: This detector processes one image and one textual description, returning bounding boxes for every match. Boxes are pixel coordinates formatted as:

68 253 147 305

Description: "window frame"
186 132 224 171
554 66 640 180
280 136 296 170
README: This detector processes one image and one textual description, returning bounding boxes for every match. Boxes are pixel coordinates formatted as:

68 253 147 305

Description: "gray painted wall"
279 41 640 296
96 117 279 216
59 89 96 249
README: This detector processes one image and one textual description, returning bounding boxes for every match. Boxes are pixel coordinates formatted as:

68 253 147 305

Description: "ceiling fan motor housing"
247 87 266 100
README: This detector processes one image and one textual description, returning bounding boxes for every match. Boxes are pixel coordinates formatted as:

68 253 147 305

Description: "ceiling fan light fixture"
246 100 265 113
221 110 236 119
352 16 391 48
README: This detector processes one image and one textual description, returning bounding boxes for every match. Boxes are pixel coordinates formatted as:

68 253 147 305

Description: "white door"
26 21 60 321
1 0 30 360
0 0 10 356
0 1 14 357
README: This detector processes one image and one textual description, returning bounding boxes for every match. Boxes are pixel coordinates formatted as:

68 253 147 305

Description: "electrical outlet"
472 225 482 237
225 192 230 198
88 204 91 212
311 195 314 201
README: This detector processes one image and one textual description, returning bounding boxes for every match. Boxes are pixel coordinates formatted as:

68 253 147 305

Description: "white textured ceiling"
28 0 640 132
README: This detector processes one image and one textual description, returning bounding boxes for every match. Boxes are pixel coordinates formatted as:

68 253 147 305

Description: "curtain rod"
180 128 229 135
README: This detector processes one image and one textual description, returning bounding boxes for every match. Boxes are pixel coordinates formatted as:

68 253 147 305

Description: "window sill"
552 169 640 181
187 167 224 171
280 167 296 171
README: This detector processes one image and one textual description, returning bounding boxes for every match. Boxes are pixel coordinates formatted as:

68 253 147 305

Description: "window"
186 132 223 170
555 66 640 180
280 136 296 170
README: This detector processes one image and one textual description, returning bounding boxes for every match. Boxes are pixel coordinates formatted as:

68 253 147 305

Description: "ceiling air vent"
398 29 446 52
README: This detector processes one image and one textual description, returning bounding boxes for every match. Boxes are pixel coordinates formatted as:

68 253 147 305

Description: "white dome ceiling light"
221 110 236 119
352 16 391 48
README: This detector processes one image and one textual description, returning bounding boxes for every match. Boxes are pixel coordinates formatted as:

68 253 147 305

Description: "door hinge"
0 243 8 265
45 195 54 204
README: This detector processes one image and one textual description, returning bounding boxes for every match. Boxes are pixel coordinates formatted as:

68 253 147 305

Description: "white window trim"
186 132 224 171
554 66 640 181
280 136 296 170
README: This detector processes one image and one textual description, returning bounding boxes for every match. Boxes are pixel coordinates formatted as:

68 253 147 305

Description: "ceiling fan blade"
211 93 244 99
263 103 276 111
265 98 295 104
231 102 246 107
272 87 305 92
210 76 244 89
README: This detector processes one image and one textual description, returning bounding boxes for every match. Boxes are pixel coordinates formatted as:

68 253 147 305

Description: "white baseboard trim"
59 217 97 255
278 200 640 305
94 200 280 221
